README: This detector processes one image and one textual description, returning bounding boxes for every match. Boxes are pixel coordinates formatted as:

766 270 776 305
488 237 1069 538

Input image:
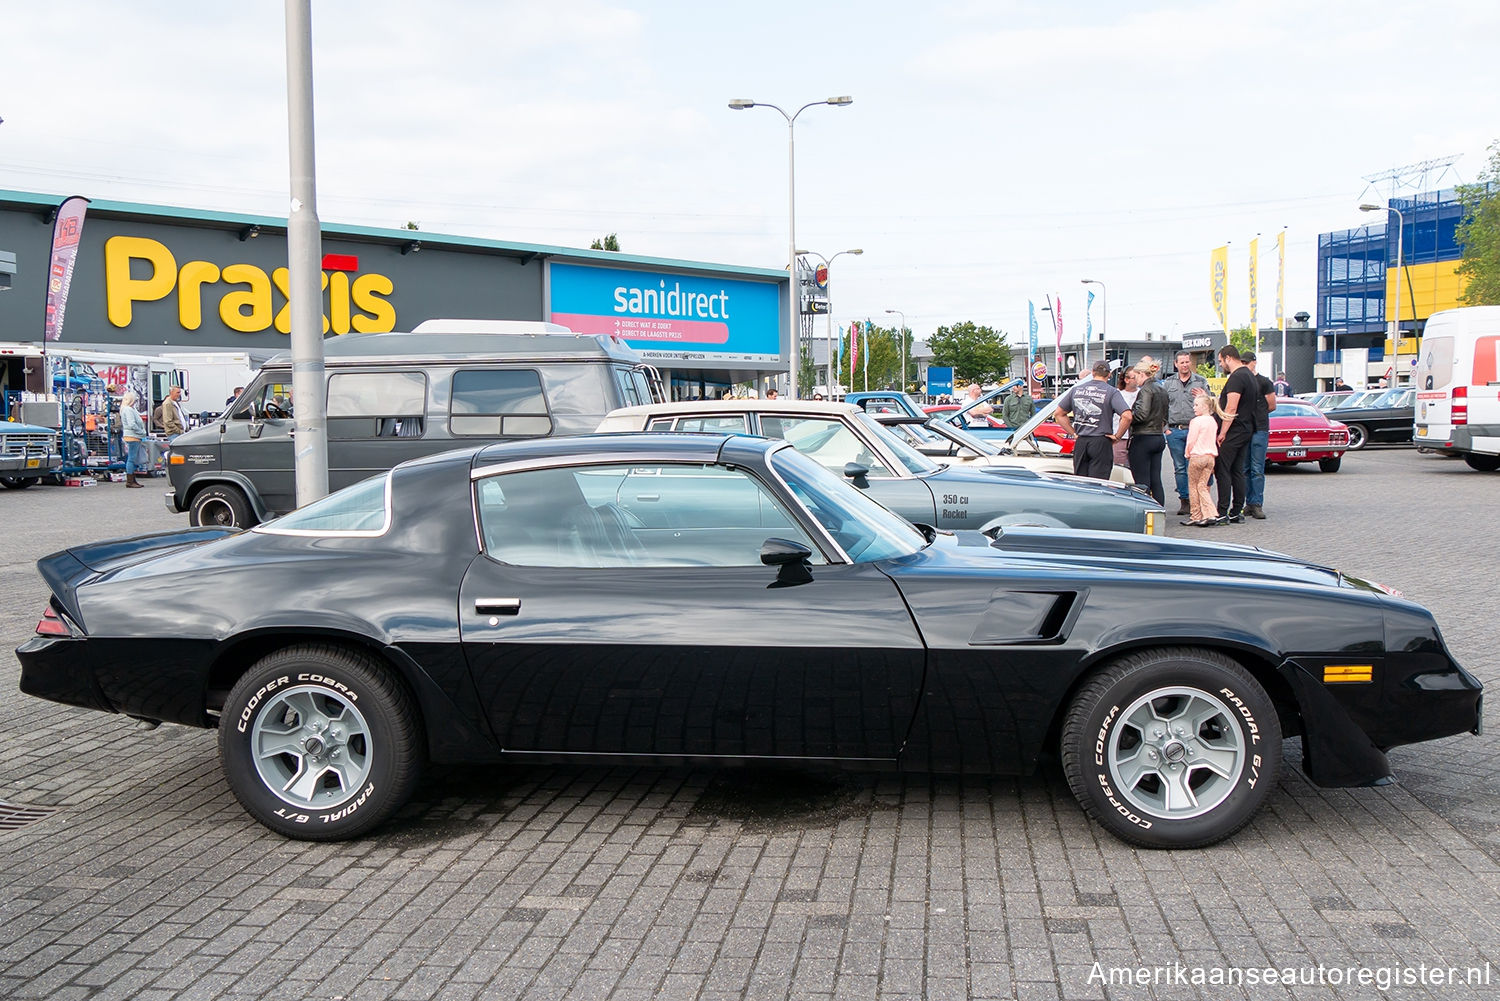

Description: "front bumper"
0 451 62 476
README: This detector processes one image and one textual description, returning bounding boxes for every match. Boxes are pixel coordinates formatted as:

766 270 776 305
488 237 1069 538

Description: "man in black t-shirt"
1055 361 1132 479
1213 345 1258 523
1240 350 1277 519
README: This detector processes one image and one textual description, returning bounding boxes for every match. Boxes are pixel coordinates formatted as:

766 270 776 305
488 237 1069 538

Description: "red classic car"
1268 398 1348 472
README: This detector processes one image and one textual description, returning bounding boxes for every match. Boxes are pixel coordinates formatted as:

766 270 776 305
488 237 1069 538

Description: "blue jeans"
124 439 146 475
1241 430 1269 507
1166 427 1190 500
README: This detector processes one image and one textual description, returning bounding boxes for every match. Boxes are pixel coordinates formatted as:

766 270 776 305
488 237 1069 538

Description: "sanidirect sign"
548 262 781 364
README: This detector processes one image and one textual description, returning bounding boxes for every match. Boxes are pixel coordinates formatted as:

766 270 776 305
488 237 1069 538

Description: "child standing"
1184 394 1220 526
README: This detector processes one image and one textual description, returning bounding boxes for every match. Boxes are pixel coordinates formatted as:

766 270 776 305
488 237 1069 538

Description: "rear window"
1417 336 1454 392
257 474 391 536
450 369 554 437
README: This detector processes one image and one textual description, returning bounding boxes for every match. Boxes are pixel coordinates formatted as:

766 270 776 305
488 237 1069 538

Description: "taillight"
1453 386 1468 426
1330 431 1348 445
35 605 72 637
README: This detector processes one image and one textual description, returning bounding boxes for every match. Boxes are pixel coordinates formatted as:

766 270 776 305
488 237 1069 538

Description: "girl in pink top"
1183 394 1222 525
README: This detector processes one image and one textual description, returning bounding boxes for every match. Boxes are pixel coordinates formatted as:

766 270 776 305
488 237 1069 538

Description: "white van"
1413 305 1500 471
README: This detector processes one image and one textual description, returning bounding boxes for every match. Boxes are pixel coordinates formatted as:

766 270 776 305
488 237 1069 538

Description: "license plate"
25 458 40 468
1417 426 1428 436
1285 449 1307 458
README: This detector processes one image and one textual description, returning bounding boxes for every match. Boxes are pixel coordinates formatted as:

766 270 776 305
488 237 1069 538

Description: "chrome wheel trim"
249 685 373 810
197 496 236 526
1107 685 1246 821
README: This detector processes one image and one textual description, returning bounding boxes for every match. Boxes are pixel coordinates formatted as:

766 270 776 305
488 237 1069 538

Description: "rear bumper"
16 636 114 714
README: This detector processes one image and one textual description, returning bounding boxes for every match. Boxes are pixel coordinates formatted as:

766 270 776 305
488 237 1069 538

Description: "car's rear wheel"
0 476 35 489
1061 648 1281 849
1318 456 1342 472
1463 453 1500 472
1344 424 1368 450
219 645 424 840
190 483 255 529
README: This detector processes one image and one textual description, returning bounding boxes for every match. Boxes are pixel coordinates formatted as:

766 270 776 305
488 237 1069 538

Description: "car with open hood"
16 433 1482 848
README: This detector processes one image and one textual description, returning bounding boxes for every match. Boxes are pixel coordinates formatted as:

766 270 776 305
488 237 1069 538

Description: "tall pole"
285 0 327 506
730 97 853 399
885 309 906 392
1360 203 1406 387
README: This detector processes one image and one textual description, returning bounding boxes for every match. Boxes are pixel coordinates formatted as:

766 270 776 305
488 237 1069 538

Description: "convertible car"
16 434 1483 848
597 400 1162 536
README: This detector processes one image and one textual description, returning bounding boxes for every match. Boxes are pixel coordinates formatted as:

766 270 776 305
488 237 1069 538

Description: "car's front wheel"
1061 648 1281 849
0 476 35 489
219 645 423 840
190 483 255 529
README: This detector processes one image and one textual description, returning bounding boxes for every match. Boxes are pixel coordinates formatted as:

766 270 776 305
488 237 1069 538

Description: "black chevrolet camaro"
17 434 1482 848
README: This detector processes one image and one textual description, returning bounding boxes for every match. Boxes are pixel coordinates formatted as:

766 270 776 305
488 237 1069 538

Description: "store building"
0 190 790 399
1316 188 1471 389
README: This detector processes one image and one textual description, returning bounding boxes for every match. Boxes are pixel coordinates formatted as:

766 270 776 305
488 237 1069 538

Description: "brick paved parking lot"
2 449 1497 1000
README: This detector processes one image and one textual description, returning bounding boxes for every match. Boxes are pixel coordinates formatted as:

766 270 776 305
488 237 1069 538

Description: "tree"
1228 324 1258 356
833 322 909 392
403 221 420 231
797 340 817 396
1456 141 1500 306
925 321 1012 385
590 233 621 252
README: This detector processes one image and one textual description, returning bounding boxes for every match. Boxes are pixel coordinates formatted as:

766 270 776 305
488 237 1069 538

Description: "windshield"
924 420 998 454
770 447 925 563
853 411 940 474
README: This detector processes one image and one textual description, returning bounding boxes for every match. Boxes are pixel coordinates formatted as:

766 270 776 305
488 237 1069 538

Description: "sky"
3 0 1498 350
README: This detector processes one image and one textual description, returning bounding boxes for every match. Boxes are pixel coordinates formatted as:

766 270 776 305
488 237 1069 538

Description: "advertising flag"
1210 245 1229 335
1085 290 1095 343
1027 301 1040 396
43 195 90 342
1276 230 1286 331
849 320 860 383
1055 296 1064 348
1248 236 1259 348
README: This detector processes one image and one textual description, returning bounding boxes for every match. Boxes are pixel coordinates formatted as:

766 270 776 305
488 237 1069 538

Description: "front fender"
179 470 271 521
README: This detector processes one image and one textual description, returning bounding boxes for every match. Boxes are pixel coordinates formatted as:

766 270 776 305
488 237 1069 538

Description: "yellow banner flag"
1210 245 1229 334
1276 230 1286 331
1248 236 1259 345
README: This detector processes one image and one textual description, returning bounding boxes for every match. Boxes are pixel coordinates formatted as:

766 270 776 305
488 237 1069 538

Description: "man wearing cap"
1163 351 1210 516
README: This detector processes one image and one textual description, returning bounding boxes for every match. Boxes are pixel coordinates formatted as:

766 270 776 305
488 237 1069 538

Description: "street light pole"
1360 202 1405 387
1081 279 1106 369
885 308 907 392
798 247 863 395
730 96 854 399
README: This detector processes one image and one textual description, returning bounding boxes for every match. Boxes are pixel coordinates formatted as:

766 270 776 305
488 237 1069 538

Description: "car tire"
1318 457 1342 473
1060 647 1281 849
1344 424 1368 450
218 644 424 840
190 484 255 529
1463 453 1500 472
0 476 35 489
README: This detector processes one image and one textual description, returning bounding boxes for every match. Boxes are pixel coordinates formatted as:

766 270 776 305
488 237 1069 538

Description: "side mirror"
760 537 814 586
843 462 870 488
247 422 264 440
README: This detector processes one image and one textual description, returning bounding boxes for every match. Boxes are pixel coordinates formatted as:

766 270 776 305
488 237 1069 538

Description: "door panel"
458 560 923 760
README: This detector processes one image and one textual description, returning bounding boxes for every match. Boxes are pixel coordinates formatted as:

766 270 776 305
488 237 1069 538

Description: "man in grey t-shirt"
1054 360 1132 479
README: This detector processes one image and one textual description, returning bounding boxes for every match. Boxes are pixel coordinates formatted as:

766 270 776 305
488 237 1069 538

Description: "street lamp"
1360 202 1406 387
1081 279 1106 371
729 95 854 398
798 248 862 396
885 309 907 393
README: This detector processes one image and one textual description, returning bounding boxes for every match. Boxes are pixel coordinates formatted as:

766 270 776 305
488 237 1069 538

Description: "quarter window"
258 473 390 535
450 369 553 437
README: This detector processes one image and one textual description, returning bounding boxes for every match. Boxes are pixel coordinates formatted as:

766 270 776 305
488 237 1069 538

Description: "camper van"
166 320 663 528
1413 306 1500 471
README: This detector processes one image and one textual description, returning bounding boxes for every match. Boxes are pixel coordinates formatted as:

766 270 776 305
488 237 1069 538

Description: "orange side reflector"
1323 664 1373 684
169 454 185 464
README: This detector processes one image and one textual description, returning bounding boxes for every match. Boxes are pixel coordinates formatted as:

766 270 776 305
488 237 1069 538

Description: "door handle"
475 597 521 615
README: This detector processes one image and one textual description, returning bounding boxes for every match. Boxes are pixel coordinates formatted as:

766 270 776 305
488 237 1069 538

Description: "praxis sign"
548 262 781 365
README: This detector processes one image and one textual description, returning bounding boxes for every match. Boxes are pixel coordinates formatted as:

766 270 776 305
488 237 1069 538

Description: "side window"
450 369 553 437
243 380 294 420
646 417 675 430
326 372 427 439
475 463 822 569
675 416 750 433
757 416 893 477
612 366 644 407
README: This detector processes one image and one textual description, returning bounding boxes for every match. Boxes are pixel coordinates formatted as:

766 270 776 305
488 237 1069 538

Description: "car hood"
890 526 1350 591
953 463 1155 504
1 422 58 435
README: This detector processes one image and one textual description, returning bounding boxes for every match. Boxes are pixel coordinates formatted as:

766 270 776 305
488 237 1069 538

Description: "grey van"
166 320 661 528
